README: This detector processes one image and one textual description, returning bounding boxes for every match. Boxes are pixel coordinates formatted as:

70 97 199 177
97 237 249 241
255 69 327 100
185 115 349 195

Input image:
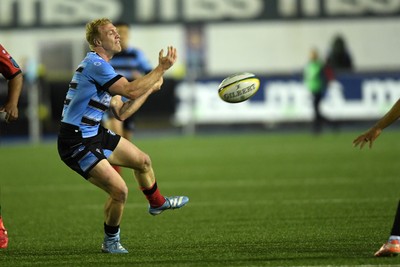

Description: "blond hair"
86 18 112 50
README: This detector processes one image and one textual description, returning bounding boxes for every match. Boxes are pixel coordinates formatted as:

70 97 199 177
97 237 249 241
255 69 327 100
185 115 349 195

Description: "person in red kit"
0 44 24 249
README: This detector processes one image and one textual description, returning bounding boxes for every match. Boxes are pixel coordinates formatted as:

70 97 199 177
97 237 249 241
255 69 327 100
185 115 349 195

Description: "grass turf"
1 130 400 266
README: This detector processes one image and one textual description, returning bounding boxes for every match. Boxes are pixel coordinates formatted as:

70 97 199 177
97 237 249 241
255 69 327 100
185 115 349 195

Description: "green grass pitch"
2 130 400 266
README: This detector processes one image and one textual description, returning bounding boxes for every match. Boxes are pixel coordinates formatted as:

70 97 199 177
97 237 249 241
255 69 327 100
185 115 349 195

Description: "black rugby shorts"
57 122 121 179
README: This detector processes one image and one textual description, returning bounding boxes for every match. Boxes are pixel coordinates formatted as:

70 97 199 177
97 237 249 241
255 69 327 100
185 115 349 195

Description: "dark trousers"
312 92 325 133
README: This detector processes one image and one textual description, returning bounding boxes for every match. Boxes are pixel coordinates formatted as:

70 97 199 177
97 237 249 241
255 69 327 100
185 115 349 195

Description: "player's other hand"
0 105 18 123
353 127 382 149
158 46 177 71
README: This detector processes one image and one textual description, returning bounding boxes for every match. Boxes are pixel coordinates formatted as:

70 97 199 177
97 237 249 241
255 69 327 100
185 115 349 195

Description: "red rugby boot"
374 239 400 257
0 217 8 249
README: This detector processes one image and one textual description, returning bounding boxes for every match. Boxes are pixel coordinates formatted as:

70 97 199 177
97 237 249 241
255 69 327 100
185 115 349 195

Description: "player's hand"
110 95 123 109
158 46 177 71
0 104 18 123
352 127 382 149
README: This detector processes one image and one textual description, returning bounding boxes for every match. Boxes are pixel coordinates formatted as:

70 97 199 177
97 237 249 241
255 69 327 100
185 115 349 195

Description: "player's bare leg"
88 160 128 253
109 138 189 215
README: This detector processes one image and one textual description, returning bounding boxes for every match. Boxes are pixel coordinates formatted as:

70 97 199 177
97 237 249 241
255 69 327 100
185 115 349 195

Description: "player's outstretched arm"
111 77 163 121
353 99 400 149
109 46 177 100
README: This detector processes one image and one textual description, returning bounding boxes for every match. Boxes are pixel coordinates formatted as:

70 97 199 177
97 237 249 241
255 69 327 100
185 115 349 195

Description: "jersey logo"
94 62 102 66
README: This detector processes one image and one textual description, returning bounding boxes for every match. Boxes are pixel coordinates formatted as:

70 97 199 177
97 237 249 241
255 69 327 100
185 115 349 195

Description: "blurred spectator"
0 44 23 123
326 34 354 72
303 47 333 134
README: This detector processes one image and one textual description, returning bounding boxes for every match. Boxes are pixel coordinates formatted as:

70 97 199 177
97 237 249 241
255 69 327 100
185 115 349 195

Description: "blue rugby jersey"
61 52 122 138
109 47 152 81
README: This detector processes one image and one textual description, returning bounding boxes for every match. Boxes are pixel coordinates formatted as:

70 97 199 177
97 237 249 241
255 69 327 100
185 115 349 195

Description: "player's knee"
111 185 128 204
136 152 152 173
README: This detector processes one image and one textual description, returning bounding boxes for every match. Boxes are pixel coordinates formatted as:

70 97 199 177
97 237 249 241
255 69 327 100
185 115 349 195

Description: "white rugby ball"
218 72 260 103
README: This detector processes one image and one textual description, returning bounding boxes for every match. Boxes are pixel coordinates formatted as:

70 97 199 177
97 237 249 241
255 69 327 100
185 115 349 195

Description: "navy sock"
104 223 119 237
390 201 400 236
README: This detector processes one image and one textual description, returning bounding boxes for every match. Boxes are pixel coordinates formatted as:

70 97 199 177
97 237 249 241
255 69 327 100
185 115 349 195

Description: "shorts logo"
107 129 116 135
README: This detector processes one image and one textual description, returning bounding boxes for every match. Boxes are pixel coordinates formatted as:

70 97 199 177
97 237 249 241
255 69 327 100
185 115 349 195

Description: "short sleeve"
88 59 122 91
0 45 22 80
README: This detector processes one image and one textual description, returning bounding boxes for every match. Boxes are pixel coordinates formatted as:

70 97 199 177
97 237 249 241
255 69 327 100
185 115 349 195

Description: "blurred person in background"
326 34 354 72
0 43 23 249
104 21 152 175
57 18 188 254
303 47 333 134
353 99 400 257
0 44 23 123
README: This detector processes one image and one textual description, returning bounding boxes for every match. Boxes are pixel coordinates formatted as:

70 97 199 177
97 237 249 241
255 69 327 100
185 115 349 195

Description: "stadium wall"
1 0 400 136
174 72 400 125
1 18 400 77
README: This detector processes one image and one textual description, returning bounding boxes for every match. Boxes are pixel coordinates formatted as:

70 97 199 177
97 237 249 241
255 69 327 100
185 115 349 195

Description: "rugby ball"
218 72 260 103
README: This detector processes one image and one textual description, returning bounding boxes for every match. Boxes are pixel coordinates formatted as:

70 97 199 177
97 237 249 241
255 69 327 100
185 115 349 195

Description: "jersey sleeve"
0 45 22 80
88 59 122 91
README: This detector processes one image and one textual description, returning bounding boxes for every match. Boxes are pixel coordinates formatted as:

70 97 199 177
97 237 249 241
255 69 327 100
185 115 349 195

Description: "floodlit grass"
2 130 400 266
